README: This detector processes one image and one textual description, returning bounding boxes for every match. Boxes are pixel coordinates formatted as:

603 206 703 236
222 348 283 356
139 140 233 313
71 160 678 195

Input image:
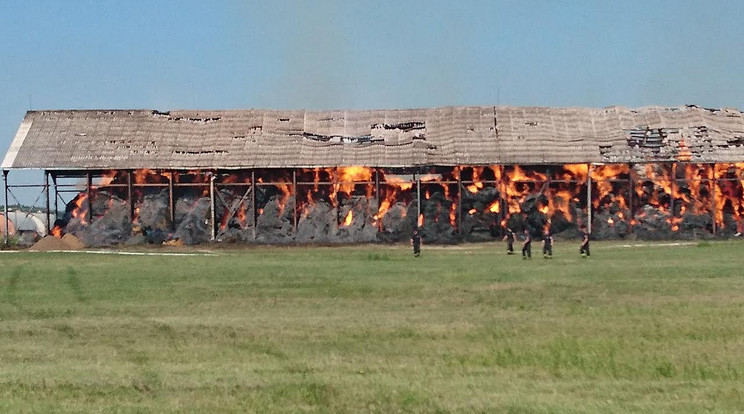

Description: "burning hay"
44 163 744 247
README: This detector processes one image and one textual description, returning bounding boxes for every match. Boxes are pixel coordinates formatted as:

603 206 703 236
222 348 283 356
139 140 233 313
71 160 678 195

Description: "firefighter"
521 229 532 259
580 225 591 257
503 227 516 255
542 229 553 259
411 227 421 257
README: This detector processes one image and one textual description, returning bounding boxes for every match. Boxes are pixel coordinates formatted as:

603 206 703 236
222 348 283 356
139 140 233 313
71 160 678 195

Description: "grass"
0 240 743 413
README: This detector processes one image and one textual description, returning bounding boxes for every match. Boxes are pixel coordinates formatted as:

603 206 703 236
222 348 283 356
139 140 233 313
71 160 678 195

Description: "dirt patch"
29 234 86 251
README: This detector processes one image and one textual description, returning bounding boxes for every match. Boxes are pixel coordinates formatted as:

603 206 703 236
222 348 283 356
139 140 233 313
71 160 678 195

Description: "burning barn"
2 105 744 246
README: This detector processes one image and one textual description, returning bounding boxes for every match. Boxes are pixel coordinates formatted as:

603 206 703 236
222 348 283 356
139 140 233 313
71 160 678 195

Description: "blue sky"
2 1 743 202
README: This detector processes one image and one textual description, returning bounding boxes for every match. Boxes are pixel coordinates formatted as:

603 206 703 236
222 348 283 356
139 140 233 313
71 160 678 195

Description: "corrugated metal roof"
3 105 744 170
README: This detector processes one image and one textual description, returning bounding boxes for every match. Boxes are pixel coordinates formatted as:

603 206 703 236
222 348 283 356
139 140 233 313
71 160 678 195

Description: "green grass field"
1 240 743 413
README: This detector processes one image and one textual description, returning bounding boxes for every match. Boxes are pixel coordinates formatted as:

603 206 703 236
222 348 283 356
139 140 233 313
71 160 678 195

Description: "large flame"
52 163 744 240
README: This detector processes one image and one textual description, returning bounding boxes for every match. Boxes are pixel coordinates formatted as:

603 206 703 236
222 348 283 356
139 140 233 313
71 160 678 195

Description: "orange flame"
51 225 63 238
71 194 89 225
466 167 484 193
336 166 373 197
342 210 353 227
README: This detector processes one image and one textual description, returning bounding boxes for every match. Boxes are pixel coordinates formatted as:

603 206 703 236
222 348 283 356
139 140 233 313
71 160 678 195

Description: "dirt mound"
62 234 86 249
29 234 86 251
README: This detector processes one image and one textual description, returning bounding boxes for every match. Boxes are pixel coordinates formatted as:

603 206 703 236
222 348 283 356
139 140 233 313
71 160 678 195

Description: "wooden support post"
210 173 216 240
3 170 9 246
587 164 593 234
44 171 51 232
251 170 257 240
168 171 175 230
86 172 93 224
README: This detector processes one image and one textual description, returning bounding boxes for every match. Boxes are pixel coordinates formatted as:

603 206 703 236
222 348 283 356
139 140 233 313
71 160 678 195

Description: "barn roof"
3 105 744 170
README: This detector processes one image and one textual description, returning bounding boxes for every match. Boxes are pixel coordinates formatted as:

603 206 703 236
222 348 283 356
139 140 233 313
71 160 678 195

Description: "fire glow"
54 162 744 244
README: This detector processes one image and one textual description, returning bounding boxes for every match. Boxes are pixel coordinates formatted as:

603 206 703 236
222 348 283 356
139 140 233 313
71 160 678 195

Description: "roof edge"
1 117 33 169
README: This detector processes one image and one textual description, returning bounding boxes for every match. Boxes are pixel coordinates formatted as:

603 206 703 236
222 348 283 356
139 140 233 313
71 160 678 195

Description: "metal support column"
500 165 507 230
52 173 59 223
292 169 297 233
210 173 216 240
44 171 51 231
545 168 551 229
127 171 134 222
670 163 676 217
712 163 717 235
587 164 593 234
168 171 175 229
456 170 462 234
86 172 93 223
375 168 381 232
333 168 339 226
628 168 634 227
3 170 9 246
251 170 257 240
416 170 421 227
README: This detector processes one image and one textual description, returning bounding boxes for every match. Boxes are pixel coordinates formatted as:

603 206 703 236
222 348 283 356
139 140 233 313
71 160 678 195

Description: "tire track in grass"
66 267 88 303
6 265 23 312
